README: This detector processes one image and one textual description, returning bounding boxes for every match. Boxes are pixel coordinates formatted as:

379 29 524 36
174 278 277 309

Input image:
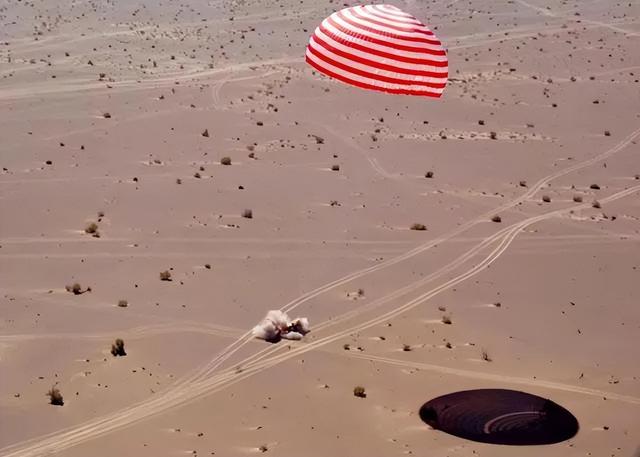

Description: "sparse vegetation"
491 215 502 223
604 130 611 137
204 264 211 269
117 299 128 308
445 341 453 349
331 164 340 171
519 180 527 187
592 200 601 209
353 386 367 398
66 282 90 295
410 223 427 231
220 156 232 166
343 343 350 351
242 209 253 219
176 178 182 184
542 195 551 203
489 131 498 140
111 338 126 356
258 445 268 453
573 195 583 203
481 349 492 362
425 171 434 178
201 129 209 137
590 184 600 190
193 172 201 179
47 386 64 406
102 112 111 119
84 222 100 237
402 344 412 352
159 270 172 281
441 315 452 325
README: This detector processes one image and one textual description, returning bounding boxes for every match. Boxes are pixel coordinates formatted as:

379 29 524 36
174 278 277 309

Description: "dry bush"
111 338 126 356
491 215 502 223
402 344 412 352
519 180 527 187
85 222 99 236
66 283 88 295
590 183 600 190
489 131 497 140
47 386 64 406
410 223 427 231
117 299 128 308
220 156 232 166
242 209 253 219
159 270 172 281
481 349 492 362
425 171 434 178
441 315 452 325
592 200 601 209
542 195 551 203
331 164 340 171
353 386 367 398
573 195 583 203
102 112 111 119
201 129 209 137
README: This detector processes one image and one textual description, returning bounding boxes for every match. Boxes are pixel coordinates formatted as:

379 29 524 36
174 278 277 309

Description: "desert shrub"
519 180 527 187
103 112 111 119
402 344 412 352
353 386 366 398
159 270 172 281
85 222 99 235
47 386 64 406
111 338 126 356
220 156 232 166
491 215 502 223
604 130 611 136
542 195 551 203
242 209 253 219
204 264 211 269
590 183 600 190
331 164 340 171
592 200 601 209
425 171 434 178
66 283 83 295
573 195 583 203
410 223 427 231
481 349 492 362
442 315 452 325
117 299 128 308
202 129 209 137
193 172 201 179
489 131 497 140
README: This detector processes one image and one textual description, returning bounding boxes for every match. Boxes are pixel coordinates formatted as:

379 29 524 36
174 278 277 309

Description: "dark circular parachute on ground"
419 389 579 445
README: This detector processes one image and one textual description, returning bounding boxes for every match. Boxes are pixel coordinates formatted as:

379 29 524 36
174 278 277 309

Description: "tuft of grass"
425 171 434 178
573 195 583 203
159 270 172 281
441 315 452 325
592 200 601 209
220 156 232 166
410 223 427 231
242 209 253 219
111 338 126 356
85 222 99 237
491 215 502 223
47 386 64 406
66 282 89 295
331 164 340 171
353 386 367 398
542 195 551 203
117 299 128 308
481 349 492 362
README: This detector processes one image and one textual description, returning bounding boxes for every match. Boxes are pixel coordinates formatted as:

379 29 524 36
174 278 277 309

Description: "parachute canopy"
305 4 448 98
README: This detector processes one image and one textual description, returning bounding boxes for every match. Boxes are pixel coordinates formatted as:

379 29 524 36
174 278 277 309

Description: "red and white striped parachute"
305 4 448 98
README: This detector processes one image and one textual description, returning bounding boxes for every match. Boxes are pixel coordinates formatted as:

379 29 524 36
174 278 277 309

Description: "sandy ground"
1 0 640 455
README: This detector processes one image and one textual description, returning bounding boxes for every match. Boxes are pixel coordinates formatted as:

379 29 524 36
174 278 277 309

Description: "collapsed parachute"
305 4 448 97
252 310 310 343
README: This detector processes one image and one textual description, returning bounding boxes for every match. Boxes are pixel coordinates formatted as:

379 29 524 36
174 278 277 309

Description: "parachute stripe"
306 51 442 97
326 16 445 55
351 7 435 36
339 9 440 44
306 42 446 89
311 32 448 79
306 4 448 97
318 24 447 67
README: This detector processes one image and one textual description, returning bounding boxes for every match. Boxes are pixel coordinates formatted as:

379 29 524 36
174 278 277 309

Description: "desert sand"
1 0 639 455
